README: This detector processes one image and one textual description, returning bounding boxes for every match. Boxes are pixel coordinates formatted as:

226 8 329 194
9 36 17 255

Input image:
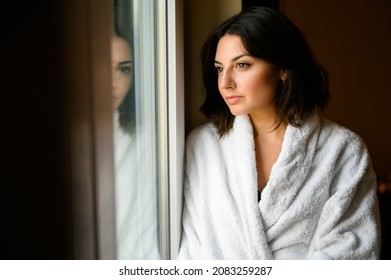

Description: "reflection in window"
112 0 167 259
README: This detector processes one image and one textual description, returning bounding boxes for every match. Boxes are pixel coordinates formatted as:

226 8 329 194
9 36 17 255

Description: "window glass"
112 0 168 260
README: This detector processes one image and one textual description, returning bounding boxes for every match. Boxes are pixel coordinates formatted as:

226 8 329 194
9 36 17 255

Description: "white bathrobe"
114 112 160 259
178 113 381 259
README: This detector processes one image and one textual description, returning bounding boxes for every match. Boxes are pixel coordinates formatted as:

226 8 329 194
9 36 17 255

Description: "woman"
179 7 381 259
112 34 135 132
112 32 160 259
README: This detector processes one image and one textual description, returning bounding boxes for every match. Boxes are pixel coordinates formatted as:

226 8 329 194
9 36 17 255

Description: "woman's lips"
226 95 243 105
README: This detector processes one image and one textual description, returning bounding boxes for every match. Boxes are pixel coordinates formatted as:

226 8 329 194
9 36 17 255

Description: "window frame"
58 0 184 260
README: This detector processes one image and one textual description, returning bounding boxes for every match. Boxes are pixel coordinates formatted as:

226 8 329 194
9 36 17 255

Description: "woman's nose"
219 70 235 89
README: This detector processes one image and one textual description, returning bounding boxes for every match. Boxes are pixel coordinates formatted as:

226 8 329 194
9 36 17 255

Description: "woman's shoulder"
186 122 219 146
317 117 371 164
317 117 377 196
319 118 365 145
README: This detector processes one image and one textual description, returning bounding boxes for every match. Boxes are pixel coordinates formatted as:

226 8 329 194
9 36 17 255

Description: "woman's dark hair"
200 7 330 137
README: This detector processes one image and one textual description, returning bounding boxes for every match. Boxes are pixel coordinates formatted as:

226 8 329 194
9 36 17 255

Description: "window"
113 0 184 260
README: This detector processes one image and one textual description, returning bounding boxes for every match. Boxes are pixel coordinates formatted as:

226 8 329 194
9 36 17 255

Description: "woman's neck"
248 110 286 139
249 110 287 191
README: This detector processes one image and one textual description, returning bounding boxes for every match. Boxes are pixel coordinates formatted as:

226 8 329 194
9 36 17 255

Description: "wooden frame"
57 0 116 259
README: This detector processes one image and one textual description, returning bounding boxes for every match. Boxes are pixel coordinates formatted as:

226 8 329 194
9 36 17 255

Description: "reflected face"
214 35 283 117
112 36 133 110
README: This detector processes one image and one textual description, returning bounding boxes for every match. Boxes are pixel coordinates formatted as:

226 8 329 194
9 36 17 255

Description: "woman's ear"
280 69 287 81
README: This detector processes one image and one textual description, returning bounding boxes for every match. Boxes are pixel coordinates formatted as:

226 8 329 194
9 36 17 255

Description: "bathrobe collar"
230 113 321 230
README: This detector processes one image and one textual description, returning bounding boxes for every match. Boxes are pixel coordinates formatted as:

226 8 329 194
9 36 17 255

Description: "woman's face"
214 34 284 118
112 36 133 110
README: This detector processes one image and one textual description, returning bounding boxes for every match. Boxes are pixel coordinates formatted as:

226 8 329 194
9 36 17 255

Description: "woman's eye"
237 62 250 69
120 66 132 74
214 66 223 74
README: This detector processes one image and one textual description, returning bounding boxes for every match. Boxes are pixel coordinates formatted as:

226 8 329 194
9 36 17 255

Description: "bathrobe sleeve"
177 126 210 259
305 132 381 259
178 118 274 260
178 171 202 259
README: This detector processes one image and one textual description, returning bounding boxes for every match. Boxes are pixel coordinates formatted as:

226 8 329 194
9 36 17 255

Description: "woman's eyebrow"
119 60 133 65
214 54 250 65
